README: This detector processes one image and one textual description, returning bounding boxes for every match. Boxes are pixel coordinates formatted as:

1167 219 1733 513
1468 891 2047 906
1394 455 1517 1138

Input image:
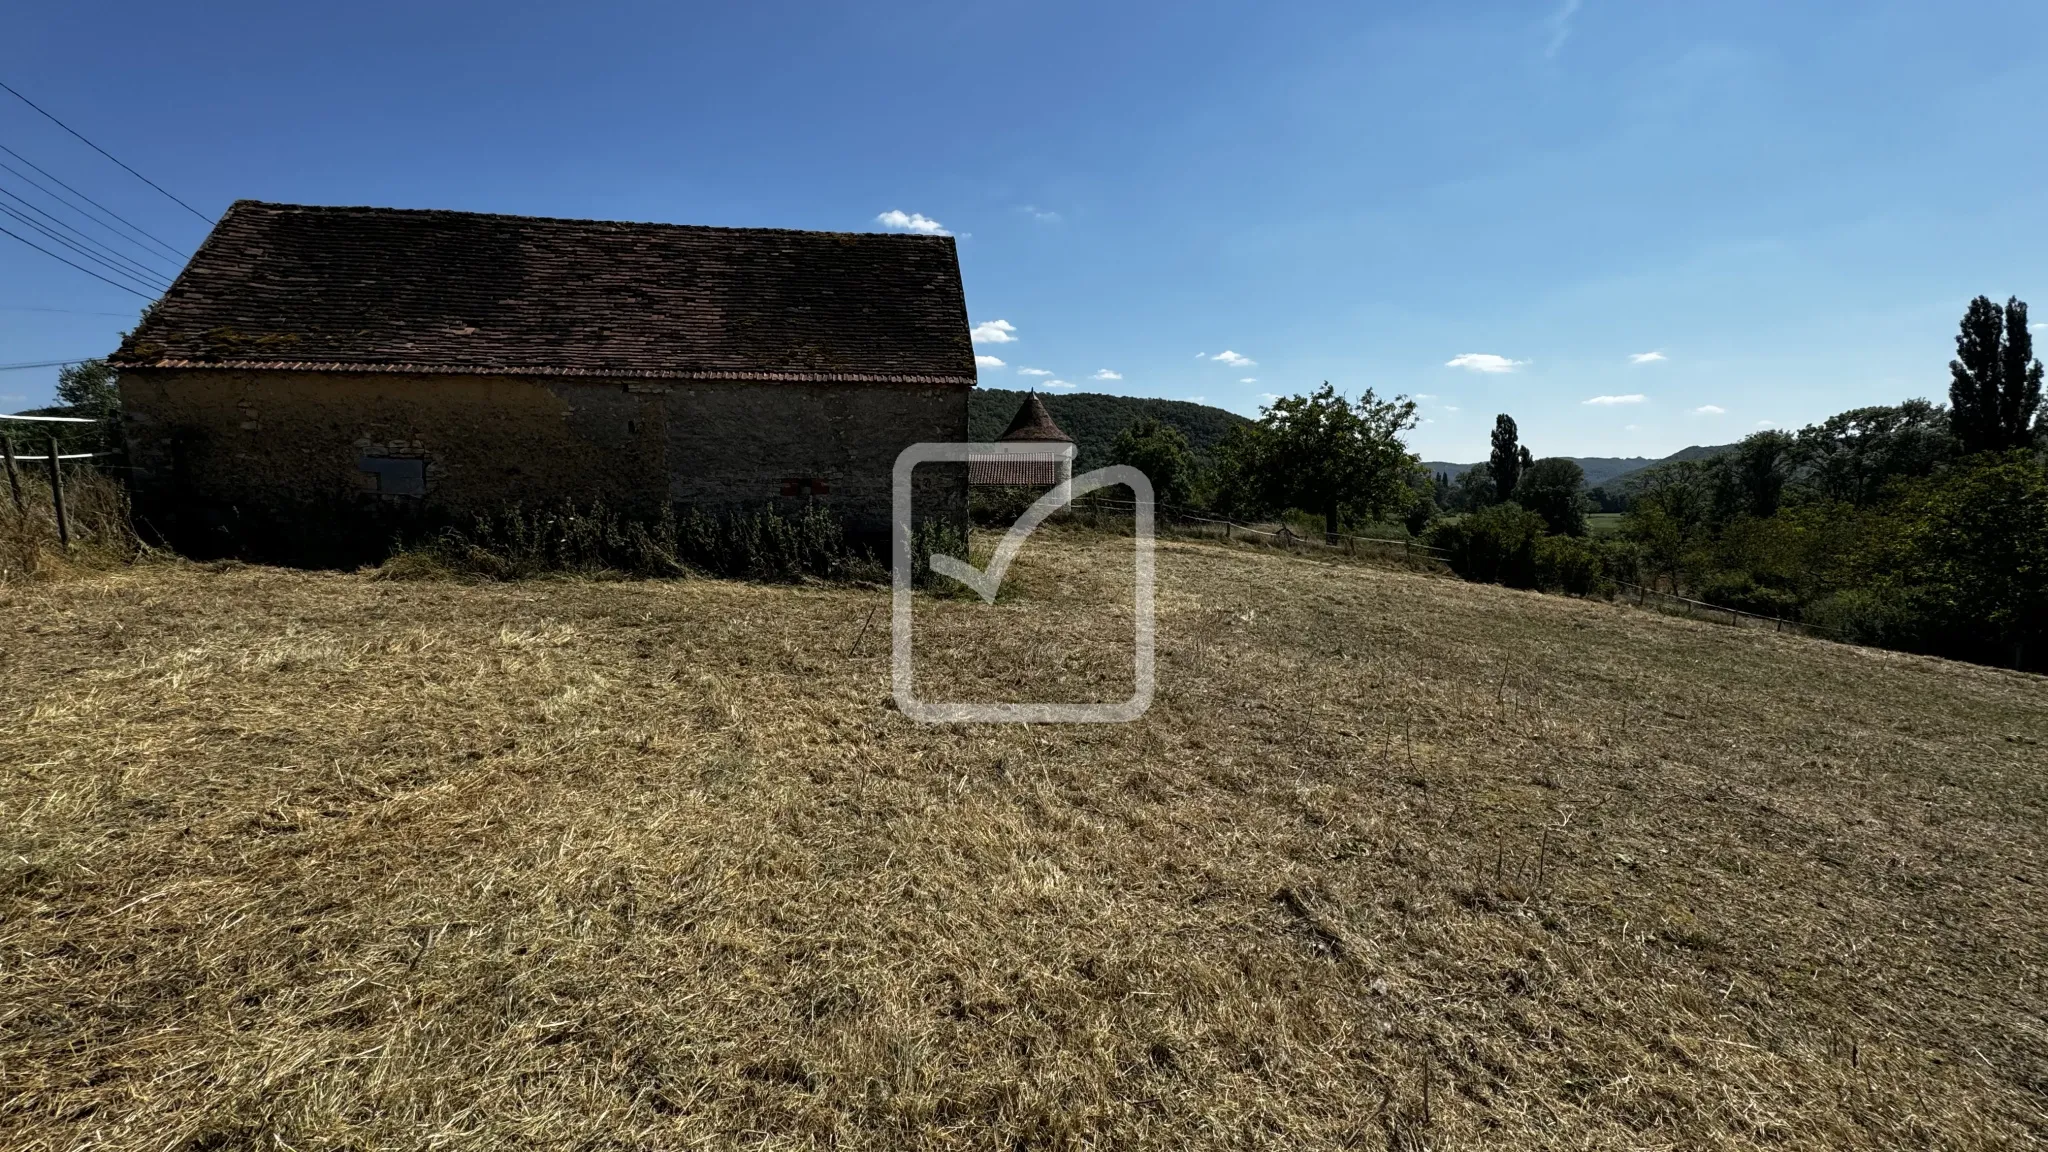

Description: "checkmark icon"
927 468 1131 603
891 445 1156 723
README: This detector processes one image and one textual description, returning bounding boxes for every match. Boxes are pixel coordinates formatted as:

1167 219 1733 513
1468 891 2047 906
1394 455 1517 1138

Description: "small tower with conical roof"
970 392 1076 487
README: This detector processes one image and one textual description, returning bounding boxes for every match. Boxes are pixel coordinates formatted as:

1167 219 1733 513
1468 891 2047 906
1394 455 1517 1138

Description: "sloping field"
3 532 2044 1150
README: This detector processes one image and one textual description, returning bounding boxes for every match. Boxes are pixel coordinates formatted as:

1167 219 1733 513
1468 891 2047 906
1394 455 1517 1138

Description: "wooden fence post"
1 436 22 514
45 435 69 550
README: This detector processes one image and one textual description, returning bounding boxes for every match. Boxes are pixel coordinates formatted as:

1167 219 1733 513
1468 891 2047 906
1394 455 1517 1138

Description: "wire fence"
1610 580 1843 639
2 411 99 550
1066 493 1452 560
1056 493 1842 641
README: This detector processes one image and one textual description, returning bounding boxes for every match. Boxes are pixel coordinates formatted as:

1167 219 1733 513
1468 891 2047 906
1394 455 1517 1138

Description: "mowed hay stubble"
2 531 2045 1150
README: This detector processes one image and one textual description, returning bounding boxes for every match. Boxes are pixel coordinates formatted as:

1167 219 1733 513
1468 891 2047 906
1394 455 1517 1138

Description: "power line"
0 360 96 372
0 199 170 293
0 179 177 285
0 144 188 260
0 306 132 316
0 201 168 294
0 223 152 298
0 174 179 282
0 78 212 224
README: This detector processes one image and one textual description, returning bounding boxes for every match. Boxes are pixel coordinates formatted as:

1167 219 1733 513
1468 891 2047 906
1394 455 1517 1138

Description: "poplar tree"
1949 295 2043 454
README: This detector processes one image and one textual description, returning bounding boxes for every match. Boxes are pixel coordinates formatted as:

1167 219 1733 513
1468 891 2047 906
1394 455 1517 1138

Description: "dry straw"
1 526 2043 1149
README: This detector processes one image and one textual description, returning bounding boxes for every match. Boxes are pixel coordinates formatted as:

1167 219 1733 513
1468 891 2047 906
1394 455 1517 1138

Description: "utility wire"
0 179 177 285
0 175 178 282
0 361 94 372
0 146 188 260
0 306 131 316
0 202 168 294
0 198 169 292
0 223 152 299
0 78 212 224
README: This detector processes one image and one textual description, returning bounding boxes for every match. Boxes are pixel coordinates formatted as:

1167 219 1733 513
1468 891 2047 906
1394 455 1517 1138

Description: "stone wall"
118 368 968 560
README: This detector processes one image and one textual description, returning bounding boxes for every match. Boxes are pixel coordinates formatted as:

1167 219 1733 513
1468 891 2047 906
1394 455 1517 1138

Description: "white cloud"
875 209 950 236
1239 377 1258 384
1446 353 1525 373
1756 420 1776 428
974 355 1005 369
1046 379 1077 390
1180 395 1207 404
1017 366 1052 376
1259 392 1281 403
1091 369 1122 380
1020 205 1061 223
1545 0 1582 56
1443 406 1461 412
1630 351 1667 364
1209 350 1256 367
1582 394 1646 406
1693 404 1725 415
970 319 1017 344
1625 424 1640 431
1413 392 1437 400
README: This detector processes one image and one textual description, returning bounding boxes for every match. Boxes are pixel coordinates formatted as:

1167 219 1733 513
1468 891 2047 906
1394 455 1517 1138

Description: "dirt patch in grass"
1 530 2044 1149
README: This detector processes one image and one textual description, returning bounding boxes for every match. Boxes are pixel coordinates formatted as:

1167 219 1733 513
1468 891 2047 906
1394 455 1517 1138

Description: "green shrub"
1694 572 1801 619
1428 503 1546 588
1532 534 1608 596
1803 587 1923 647
394 500 879 583
970 485 1047 527
1597 539 1645 588
908 516 970 590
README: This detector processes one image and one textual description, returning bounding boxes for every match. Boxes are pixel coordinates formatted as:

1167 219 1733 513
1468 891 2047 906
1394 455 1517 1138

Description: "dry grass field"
3 527 2045 1150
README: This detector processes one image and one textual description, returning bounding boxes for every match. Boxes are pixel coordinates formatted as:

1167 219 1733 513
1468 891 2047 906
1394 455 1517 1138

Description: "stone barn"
111 200 974 561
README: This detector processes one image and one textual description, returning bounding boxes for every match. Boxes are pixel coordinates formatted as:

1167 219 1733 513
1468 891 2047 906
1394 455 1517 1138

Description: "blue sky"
3 0 2044 461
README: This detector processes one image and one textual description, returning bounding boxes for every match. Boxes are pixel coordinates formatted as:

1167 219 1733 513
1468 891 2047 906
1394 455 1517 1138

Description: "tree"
1718 430 1795 520
1788 400 1954 508
1448 462 1496 512
47 357 121 456
1401 467 1439 536
1225 383 1419 541
1490 414 1523 499
1516 457 1589 535
1623 460 1715 589
1949 295 2043 454
1881 452 2048 669
1107 417 1197 507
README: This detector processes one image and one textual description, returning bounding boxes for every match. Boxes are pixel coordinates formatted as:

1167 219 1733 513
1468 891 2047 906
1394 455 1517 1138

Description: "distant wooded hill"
969 388 1735 488
969 388 1251 473
1421 443 1735 490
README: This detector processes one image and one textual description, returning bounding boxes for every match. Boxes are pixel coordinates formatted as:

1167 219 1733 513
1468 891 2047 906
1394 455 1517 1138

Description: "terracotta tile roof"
968 457 1064 486
997 392 1073 442
113 201 975 385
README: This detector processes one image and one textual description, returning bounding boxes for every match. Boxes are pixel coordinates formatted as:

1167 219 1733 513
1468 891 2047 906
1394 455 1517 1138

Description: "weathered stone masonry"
120 368 967 542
